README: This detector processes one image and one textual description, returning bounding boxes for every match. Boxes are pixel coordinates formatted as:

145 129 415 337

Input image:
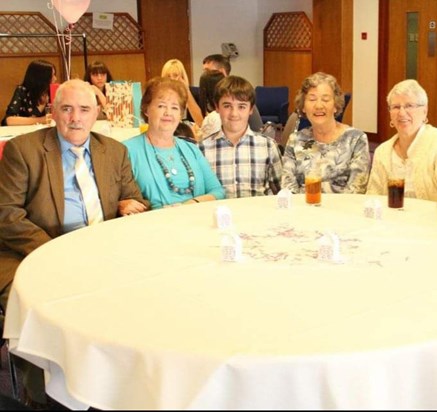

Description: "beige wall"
353 0 379 133
190 0 379 133
2 0 379 133
190 0 312 87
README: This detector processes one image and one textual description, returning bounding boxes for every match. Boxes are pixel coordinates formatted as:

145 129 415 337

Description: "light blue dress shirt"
58 134 97 233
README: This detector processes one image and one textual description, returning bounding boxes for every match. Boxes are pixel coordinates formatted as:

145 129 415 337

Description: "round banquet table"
0 121 141 143
4 194 437 410
0 121 139 163
0 124 51 160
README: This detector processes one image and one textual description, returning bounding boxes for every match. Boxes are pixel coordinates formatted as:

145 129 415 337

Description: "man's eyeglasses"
388 103 424 113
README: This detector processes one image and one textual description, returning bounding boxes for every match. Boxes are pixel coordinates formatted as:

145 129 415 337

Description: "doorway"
378 0 437 141
137 0 192 82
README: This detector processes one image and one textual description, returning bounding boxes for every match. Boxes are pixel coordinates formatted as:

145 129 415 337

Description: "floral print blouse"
1 85 45 125
281 126 370 194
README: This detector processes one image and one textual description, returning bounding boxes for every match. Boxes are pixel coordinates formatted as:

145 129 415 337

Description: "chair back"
297 92 352 131
190 86 201 106
255 86 289 126
0 141 6 160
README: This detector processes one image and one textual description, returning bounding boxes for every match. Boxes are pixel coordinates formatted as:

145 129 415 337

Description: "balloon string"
64 25 73 80
50 0 71 80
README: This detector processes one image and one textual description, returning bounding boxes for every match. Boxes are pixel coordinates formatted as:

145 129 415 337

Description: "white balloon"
52 0 91 24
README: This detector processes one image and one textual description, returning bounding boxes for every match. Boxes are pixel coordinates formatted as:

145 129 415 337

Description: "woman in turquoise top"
124 77 225 209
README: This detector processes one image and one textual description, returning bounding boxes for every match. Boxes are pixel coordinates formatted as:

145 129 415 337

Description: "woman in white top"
367 79 437 200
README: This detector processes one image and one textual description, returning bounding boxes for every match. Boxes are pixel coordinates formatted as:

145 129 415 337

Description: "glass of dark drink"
388 178 405 209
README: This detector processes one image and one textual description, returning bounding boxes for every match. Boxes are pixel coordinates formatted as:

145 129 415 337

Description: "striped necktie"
70 146 104 225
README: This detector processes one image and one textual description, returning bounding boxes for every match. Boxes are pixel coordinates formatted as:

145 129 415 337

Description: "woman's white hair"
387 79 428 106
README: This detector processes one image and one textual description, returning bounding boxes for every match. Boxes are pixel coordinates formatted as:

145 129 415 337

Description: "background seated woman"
83 60 113 120
2 59 56 126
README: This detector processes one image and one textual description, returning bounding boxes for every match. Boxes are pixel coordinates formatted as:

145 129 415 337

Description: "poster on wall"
92 12 114 30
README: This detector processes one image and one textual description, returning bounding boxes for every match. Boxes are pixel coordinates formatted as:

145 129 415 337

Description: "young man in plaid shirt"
199 75 283 198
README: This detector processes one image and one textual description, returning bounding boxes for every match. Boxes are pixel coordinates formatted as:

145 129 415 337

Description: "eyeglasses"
388 103 424 113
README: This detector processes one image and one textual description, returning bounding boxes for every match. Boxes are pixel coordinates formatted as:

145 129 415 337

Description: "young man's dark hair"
202 54 263 132
202 54 231 76
213 75 256 109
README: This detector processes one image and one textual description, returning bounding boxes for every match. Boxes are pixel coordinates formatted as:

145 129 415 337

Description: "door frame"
376 0 390 143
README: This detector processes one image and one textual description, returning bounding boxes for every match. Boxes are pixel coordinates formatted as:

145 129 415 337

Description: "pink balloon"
52 0 91 24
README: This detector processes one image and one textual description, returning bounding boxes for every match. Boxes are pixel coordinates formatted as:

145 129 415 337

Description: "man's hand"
118 199 149 216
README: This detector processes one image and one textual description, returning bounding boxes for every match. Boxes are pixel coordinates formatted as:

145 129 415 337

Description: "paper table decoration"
318 232 343 263
277 188 292 209
214 205 233 230
364 198 382 219
221 232 242 262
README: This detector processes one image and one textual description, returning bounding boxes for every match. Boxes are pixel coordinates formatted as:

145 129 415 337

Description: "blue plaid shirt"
200 127 283 198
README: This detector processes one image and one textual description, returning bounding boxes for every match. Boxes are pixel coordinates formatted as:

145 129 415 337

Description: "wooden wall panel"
379 0 437 142
263 12 313 117
0 10 147 122
0 53 147 122
138 0 191 81
0 56 61 123
70 54 147 87
381 0 408 142
312 0 353 125
263 51 312 113
418 2 437 127
0 53 146 120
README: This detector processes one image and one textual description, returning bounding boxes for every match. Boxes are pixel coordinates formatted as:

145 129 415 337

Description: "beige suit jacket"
0 127 148 291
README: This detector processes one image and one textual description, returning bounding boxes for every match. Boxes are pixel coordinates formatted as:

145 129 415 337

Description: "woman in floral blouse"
281 72 370 194
2 60 57 126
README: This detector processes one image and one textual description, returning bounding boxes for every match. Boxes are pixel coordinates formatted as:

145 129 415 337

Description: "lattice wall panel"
70 13 144 53
264 12 312 51
0 13 58 55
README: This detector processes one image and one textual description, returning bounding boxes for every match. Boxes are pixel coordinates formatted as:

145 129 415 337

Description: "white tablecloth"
0 120 140 143
91 120 141 142
0 124 50 139
4 195 437 410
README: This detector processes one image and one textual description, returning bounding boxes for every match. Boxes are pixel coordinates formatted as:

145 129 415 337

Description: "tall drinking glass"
45 104 53 125
387 170 405 209
305 167 322 205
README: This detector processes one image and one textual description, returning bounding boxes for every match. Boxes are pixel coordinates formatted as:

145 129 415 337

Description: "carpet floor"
0 344 71 410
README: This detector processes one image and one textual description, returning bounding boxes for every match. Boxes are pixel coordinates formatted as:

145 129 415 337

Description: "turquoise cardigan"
124 135 225 209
